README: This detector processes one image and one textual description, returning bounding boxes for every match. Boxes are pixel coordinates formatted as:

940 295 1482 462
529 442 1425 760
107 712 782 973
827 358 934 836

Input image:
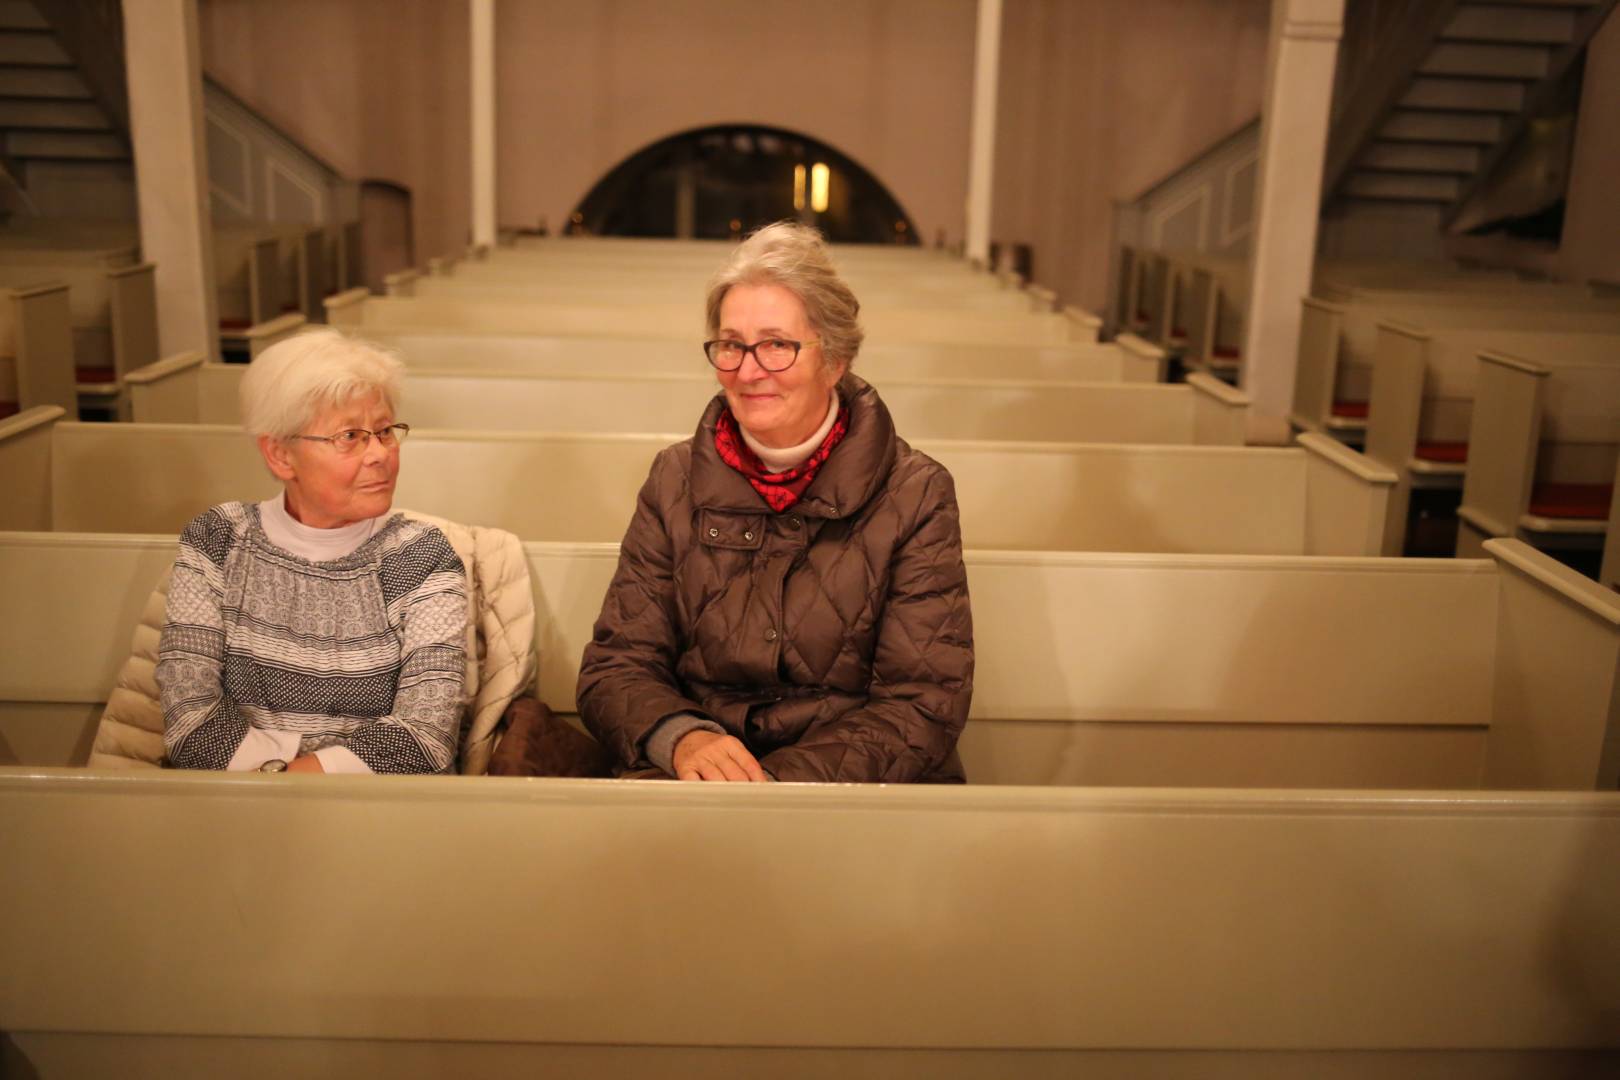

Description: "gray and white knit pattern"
156 502 468 774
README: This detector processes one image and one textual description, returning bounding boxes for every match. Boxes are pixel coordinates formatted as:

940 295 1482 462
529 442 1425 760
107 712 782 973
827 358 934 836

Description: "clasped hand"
671 729 769 782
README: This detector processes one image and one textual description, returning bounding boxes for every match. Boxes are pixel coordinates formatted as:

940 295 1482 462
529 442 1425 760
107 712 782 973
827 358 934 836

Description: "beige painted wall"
992 0 1271 316
198 0 471 268
1562 12 1620 286
493 0 976 245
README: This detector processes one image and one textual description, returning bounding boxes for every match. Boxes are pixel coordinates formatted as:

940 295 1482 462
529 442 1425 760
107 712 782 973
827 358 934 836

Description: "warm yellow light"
810 163 829 214
793 164 806 211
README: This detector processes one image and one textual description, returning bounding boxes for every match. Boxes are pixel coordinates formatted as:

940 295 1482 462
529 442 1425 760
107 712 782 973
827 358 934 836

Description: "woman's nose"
735 349 772 381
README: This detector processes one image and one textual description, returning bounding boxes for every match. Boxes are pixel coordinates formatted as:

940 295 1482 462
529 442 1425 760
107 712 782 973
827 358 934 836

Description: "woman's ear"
258 435 298 483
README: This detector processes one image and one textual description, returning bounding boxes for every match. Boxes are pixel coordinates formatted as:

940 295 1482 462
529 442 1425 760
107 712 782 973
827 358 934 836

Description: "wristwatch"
259 759 289 773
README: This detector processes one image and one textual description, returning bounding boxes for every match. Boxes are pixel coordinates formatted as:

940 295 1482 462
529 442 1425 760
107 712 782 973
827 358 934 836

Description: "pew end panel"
1187 372 1249 446
1290 297 1342 435
1297 432 1397 557
125 351 206 424
1366 321 1432 554
1063 304 1102 343
0 405 63 532
1603 456 1620 592
1482 539 1620 791
1457 353 1548 558
10 283 76 415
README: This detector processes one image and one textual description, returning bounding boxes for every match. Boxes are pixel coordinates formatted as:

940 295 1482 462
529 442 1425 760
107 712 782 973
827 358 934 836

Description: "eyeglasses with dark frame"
292 423 411 454
703 337 821 373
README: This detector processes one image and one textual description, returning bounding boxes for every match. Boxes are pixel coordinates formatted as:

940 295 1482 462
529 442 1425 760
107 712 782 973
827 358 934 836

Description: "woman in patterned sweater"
156 329 468 775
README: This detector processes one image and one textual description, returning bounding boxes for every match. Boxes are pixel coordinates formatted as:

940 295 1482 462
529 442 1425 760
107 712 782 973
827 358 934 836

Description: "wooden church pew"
1363 324 1620 554
0 771 1616 1074
337 325 1164 383
1 532 1615 790
124 358 1251 445
326 290 1096 348
1455 352 1620 560
0 409 1392 557
1289 297 1620 440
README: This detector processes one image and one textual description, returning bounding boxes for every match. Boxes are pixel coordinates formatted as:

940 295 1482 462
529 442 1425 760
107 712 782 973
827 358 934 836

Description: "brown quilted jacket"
577 374 974 782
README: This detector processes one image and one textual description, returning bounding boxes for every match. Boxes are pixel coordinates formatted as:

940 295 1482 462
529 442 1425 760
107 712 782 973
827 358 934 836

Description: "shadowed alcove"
569 124 918 245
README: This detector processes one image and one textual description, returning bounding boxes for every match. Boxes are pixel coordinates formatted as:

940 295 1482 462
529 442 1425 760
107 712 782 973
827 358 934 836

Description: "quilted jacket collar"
689 373 898 520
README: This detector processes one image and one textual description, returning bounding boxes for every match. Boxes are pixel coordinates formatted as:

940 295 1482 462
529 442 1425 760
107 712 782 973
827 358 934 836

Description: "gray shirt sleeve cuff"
642 712 725 776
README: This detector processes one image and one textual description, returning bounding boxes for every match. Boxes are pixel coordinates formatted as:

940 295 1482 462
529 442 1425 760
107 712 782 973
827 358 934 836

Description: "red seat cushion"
219 317 252 330
1212 345 1241 360
1415 441 1468 464
75 366 117 384
281 302 301 313
1527 483 1613 521
1135 309 1150 322
1330 400 1369 420
1171 326 1187 337
0 400 18 420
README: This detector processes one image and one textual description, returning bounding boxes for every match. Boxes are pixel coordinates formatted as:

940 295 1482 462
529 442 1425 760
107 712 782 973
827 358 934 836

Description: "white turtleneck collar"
258 493 387 562
739 388 840 473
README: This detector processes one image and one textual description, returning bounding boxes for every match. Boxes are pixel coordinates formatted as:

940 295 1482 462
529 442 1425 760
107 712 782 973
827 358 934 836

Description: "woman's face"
714 283 845 449
260 391 400 528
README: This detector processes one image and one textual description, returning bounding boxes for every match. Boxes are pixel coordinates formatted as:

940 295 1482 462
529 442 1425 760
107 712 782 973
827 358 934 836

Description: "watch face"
260 759 289 773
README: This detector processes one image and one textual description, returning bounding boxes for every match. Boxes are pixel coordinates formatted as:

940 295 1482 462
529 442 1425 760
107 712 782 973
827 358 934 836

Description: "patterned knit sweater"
156 502 469 774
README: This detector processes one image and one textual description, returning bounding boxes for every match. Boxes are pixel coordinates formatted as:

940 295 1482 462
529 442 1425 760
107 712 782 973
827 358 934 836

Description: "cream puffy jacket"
90 510 537 775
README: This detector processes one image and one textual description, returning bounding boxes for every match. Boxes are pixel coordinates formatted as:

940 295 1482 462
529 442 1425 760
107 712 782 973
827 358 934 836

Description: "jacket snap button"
744 530 754 542
708 527 719 538
764 627 778 642
788 516 802 529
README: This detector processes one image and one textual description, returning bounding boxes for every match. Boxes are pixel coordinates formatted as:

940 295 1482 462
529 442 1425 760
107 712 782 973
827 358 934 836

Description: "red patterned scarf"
714 405 850 513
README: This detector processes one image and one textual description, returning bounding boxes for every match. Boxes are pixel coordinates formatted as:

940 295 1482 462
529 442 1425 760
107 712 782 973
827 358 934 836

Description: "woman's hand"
672 730 768 782
286 754 325 774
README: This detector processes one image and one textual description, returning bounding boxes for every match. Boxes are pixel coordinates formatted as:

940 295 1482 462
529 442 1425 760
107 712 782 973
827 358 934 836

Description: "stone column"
470 0 497 249
123 0 217 360
965 0 1002 266
1241 0 1344 441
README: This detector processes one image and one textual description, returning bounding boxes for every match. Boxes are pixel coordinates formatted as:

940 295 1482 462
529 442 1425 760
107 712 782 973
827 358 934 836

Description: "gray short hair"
239 328 405 439
705 221 864 370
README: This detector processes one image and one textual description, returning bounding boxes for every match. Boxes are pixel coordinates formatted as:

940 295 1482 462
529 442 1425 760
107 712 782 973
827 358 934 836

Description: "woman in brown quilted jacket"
577 222 974 783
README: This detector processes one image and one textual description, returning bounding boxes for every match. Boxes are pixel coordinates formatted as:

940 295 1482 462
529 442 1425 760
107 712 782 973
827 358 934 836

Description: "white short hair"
240 328 405 439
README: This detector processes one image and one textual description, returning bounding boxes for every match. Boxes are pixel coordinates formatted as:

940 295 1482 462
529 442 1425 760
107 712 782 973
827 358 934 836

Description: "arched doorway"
570 125 917 245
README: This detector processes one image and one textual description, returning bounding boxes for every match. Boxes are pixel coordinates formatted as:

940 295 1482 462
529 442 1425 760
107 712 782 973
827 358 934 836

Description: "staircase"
1324 0 1617 226
0 0 132 217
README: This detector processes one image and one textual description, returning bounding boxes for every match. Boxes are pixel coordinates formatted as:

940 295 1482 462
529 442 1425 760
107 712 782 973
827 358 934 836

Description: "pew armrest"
384 269 420 297
1482 538 1620 791
1027 285 1058 313
1113 332 1167 383
324 287 372 325
0 404 66 441
219 313 306 362
1187 372 1249 446
1063 305 1103 344
1298 432 1398 557
125 350 205 424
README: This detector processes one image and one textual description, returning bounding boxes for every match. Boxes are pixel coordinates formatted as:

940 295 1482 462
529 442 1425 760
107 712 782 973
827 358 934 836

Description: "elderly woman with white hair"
156 328 467 775
578 222 975 783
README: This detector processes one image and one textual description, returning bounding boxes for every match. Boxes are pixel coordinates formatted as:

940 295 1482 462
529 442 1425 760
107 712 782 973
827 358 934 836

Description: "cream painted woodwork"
1456 352 1620 556
1 773 1617 1073
326 327 1163 383
125 360 1250 446
1289 297 1620 438
0 411 1390 557
1 532 1615 792
1602 455 1620 591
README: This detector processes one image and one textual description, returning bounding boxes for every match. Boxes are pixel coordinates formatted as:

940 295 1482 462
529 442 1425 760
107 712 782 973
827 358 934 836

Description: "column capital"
1278 0 1344 42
